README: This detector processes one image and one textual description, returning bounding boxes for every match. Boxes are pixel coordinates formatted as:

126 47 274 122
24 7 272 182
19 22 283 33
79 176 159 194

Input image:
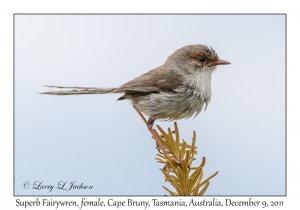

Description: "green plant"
153 122 218 196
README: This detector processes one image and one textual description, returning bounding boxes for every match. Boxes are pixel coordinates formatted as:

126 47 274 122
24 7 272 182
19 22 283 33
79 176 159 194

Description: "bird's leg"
132 106 168 155
133 105 148 125
147 116 156 131
147 116 164 154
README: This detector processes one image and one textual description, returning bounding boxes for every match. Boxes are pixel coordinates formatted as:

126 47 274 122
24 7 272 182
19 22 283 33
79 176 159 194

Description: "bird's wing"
114 67 184 93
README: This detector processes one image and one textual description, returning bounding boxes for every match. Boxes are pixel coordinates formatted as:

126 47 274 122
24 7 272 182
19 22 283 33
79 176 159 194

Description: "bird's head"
165 44 230 73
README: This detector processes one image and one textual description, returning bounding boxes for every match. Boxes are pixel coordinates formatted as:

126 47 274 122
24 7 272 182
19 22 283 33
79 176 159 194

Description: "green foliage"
153 122 218 196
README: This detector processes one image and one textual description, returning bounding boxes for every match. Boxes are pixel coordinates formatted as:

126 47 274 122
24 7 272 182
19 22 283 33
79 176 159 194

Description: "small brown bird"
42 44 230 129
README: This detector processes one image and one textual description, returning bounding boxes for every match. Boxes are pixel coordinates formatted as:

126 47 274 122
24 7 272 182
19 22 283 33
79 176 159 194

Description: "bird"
42 44 230 129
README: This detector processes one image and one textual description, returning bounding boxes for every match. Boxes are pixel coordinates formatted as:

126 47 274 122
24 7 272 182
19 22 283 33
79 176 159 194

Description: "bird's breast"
132 68 214 120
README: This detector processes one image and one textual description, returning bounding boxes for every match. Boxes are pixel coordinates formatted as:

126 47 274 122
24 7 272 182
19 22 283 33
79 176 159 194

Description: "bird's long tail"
41 85 117 95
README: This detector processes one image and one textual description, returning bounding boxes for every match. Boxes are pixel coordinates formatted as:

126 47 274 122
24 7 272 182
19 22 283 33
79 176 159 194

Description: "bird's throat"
186 67 214 99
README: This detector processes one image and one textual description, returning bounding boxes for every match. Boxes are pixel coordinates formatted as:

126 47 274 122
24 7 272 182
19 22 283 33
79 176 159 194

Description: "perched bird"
42 44 230 128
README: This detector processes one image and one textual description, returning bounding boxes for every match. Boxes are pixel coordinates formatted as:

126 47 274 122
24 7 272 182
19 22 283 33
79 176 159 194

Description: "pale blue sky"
15 15 285 195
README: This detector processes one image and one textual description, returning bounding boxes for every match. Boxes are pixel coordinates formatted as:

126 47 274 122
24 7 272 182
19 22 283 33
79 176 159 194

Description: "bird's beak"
211 59 231 66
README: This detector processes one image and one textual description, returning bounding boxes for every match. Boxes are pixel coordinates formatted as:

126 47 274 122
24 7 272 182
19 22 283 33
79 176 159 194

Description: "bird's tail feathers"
40 85 117 95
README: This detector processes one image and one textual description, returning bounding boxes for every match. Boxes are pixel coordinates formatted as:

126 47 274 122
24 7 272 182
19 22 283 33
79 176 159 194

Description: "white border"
1 0 296 209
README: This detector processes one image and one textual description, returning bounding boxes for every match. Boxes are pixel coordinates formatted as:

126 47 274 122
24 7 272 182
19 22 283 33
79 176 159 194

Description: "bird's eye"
199 57 206 62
